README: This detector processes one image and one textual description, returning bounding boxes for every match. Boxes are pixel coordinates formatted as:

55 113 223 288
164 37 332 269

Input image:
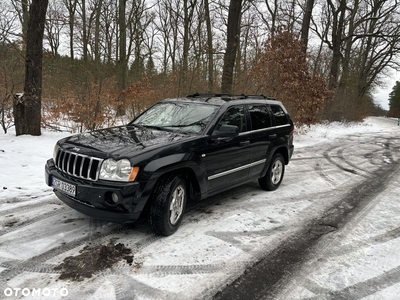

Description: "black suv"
45 94 294 235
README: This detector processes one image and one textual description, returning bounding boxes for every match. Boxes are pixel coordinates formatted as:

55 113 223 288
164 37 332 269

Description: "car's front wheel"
258 153 285 191
149 174 187 236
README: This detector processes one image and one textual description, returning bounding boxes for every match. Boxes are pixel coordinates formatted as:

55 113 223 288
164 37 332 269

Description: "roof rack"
185 93 275 101
186 93 231 98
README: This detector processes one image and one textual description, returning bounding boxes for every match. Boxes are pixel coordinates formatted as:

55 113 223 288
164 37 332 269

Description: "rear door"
269 104 293 158
247 104 275 178
269 104 292 138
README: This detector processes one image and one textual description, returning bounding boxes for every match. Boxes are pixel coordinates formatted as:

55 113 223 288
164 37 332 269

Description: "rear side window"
248 105 272 130
270 105 288 126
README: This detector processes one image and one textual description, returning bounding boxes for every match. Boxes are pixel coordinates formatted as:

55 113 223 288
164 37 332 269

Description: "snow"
294 117 396 148
0 131 70 202
0 116 399 299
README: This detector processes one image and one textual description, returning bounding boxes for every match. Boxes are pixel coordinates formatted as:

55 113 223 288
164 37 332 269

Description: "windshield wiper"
164 120 207 128
140 125 166 130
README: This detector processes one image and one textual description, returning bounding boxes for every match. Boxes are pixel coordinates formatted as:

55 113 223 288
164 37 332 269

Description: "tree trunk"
14 0 48 136
300 0 315 52
182 0 189 73
117 0 127 115
64 0 77 60
82 0 88 61
94 0 103 64
204 0 214 92
328 0 346 89
21 0 29 44
221 0 242 94
182 0 196 73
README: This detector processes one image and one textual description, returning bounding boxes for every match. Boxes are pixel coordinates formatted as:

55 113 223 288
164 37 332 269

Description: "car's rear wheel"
258 153 285 191
149 174 187 236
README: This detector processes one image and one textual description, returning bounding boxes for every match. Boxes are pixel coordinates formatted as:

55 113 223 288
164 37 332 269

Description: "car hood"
60 125 195 158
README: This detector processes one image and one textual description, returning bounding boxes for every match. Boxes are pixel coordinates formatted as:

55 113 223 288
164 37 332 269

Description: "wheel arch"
156 167 202 202
273 146 289 165
138 159 205 215
142 165 202 220
260 146 289 178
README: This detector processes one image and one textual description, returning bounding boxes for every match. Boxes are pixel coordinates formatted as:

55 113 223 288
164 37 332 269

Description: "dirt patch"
4 220 18 227
54 242 133 281
63 218 84 224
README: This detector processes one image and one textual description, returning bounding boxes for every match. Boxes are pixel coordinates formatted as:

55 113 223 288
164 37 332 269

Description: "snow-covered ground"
0 117 399 299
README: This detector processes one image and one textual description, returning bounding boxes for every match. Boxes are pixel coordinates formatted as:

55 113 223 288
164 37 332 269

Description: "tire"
258 153 285 191
149 174 187 236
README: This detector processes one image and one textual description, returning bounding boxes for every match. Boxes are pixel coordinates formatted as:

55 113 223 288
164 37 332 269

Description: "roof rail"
186 93 231 98
186 93 275 101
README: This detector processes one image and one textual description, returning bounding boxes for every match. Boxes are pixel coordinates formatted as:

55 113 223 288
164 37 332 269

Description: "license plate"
53 177 76 197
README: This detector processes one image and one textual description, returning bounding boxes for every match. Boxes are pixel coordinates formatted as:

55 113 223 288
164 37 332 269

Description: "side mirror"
212 124 239 139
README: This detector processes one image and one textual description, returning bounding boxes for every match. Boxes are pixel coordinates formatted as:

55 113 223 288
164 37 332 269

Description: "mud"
54 242 133 281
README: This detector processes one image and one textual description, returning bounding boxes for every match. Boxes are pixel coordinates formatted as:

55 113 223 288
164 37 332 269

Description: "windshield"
131 102 219 134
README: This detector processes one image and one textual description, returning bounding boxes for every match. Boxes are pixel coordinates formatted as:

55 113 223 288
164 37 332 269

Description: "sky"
373 70 399 110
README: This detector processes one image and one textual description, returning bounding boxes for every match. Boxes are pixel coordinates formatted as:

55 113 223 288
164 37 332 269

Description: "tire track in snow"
0 224 128 284
0 207 69 237
214 150 400 300
304 265 400 300
0 184 257 290
313 145 340 186
0 198 61 217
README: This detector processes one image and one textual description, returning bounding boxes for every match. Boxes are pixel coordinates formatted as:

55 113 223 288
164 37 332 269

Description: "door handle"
269 134 277 139
240 141 250 146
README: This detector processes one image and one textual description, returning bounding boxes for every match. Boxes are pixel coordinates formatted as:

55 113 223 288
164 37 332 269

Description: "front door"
204 105 251 192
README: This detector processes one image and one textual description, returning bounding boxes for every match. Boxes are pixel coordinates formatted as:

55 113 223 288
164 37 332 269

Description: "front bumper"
45 159 142 223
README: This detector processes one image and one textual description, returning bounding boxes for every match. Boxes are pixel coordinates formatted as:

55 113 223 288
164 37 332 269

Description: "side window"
249 105 272 130
270 105 288 126
216 106 247 133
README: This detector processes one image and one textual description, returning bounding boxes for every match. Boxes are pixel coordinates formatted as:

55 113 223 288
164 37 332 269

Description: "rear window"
249 105 272 130
270 105 288 126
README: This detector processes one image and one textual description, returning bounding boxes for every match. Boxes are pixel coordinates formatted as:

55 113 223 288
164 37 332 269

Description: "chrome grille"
55 149 103 181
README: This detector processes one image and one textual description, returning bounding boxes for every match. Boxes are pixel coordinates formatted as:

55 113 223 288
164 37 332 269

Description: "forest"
0 0 399 135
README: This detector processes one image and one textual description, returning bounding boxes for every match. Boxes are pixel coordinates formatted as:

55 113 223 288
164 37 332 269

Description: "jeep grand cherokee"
45 94 294 236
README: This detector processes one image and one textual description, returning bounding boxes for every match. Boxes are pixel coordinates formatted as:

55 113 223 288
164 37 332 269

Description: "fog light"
111 193 119 204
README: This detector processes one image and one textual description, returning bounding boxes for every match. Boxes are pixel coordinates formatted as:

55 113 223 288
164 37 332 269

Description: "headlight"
99 159 139 182
53 144 60 162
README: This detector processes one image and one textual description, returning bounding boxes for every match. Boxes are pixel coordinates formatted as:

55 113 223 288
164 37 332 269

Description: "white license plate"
53 177 76 197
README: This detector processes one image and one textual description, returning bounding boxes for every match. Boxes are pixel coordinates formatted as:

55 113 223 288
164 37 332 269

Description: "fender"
260 145 289 178
131 153 208 214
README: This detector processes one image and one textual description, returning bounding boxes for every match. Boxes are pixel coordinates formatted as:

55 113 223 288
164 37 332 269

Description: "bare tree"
158 0 182 73
44 0 66 58
326 0 346 89
101 0 118 63
14 0 48 136
93 0 103 63
204 0 214 92
11 0 30 43
63 0 77 60
78 0 88 61
306 0 400 120
116 0 127 114
252 0 279 37
221 0 243 93
0 2 19 44
300 0 315 51
127 0 154 80
182 0 197 73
